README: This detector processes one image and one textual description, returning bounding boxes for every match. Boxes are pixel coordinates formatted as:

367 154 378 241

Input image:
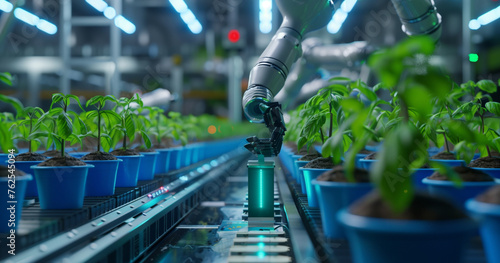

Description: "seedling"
11 107 45 153
36 93 88 157
84 95 122 152
111 94 146 150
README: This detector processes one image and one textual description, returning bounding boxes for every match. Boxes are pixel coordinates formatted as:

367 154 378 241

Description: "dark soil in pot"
297 147 319 156
350 191 467 220
81 151 118 160
364 153 377 160
428 166 494 182
317 165 369 182
476 185 500 204
0 165 26 177
152 144 170 150
303 157 336 169
468 157 500 168
430 152 456 160
15 152 47 161
298 152 322 161
134 146 156 153
43 150 69 157
111 148 140 156
38 156 87 166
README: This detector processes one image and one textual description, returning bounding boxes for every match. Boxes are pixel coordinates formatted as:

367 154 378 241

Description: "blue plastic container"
300 168 329 207
411 168 435 191
138 151 159 181
13 161 44 197
182 146 193 167
291 155 302 181
0 154 8 165
154 148 171 174
314 145 322 154
466 199 500 263
31 164 93 209
0 173 31 232
168 148 183 171
430 159 466 167
359 159 377 170
295 161 308 194
337 208 476 263
471 168 500 180
83 159 121 196
354 153 370 168
312 179 372 239
115 155 143 187
423 178 499 209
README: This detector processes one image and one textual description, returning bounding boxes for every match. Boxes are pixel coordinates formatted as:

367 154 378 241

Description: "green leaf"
297 137 307 152
101 133 112 152
401 85 432 122
86 95 103 108
477 80 497 93
56 114 73 140
340 98 364 113
66 94 84 110
373 82 389 92
485 102 500 117
50 93 65 109
0 94 24 118
0 72 13 86
328 76 352 82
140 130 152 149
125 115 136 142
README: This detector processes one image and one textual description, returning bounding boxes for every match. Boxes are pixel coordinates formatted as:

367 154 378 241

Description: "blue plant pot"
115 155 143 187
168 148 183 171
365 144 381 152
296 161 308 194
354 153 370 168
12 161 44 197
471 167 500 180
430 159 466 167
0 154 9 165
427 147 443 157
138 151 159 181
300 168 329 207
31 164 93 209
279 150 295 173
291 155 302 181
0 173 31 232
312 179 372 239
359 159 377 170
422 178 499 209
337 208 477 263
411 168 435 191
466 199 500 263
182 146 193 167
83 159 122 196
154 148 171 174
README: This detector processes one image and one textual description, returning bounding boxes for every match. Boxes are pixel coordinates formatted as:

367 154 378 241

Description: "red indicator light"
228 29 240 43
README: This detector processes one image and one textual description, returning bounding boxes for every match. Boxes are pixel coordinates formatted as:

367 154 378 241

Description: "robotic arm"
243 0 335 156
243 0 442 157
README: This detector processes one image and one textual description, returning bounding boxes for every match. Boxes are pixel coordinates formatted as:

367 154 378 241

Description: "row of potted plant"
279 36 500 263
0 89 254 233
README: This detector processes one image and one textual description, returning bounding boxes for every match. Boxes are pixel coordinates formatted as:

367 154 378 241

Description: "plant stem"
97 110 101 152
319 129 325 144
443 132 450 153
28 117 32 153
480 114 492 158
61 139 65 157
329 102 333 138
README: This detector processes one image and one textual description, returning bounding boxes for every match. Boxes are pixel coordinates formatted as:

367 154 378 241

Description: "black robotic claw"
244 102 286 157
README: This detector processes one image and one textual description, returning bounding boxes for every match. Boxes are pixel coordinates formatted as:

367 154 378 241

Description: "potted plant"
166 111 188 170
0 93 21 164
337 37 477 263
10 106 48 196
109 94 144 187
466 185 500 263
31 93 93 209
80 95 123 196
0 163 32 233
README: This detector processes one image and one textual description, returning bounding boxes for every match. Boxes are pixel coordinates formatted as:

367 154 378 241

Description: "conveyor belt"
0 149 250 263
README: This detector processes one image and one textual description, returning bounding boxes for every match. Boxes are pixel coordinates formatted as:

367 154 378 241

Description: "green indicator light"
258 242 265 248
257 251 266 259
259 169 263 208
469 53 479 62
